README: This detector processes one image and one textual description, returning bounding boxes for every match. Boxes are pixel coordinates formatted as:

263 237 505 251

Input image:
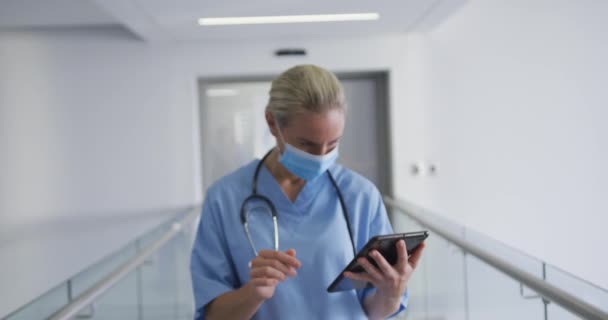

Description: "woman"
191 65 425 319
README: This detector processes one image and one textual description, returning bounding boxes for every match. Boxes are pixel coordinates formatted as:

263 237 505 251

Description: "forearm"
363 290 402 320
205 284 264 320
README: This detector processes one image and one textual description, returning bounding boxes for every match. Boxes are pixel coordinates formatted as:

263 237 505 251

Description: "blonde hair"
266 64 346 127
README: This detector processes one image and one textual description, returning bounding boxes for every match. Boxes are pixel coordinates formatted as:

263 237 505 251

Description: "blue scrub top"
191 159 408 319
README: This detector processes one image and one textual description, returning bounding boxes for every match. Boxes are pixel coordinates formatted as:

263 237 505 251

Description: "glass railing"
5 198 607 320
387 197 608 320
3 207 199 320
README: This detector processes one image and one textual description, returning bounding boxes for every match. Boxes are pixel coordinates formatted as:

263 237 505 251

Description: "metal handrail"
48 207 199 320
384 196 608 320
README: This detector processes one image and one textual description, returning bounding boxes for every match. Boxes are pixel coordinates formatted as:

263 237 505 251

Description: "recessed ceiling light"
198 13 380 26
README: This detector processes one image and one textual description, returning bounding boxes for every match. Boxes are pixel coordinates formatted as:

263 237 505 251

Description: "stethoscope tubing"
240 149 356 257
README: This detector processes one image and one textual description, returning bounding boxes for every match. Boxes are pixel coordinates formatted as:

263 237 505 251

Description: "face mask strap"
273 114 288 154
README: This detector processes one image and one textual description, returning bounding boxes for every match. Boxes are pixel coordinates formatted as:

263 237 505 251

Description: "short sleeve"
357 192 409 318
190 195 238 320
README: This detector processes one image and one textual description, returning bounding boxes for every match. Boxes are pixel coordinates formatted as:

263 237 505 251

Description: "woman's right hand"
246 249 301 301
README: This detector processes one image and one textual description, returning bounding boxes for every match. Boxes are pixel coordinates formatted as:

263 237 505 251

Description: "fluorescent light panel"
206 88 239 97
198 13 380 26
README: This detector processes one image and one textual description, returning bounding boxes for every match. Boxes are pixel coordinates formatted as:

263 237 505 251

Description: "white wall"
0 27 201 317
0 27 200 225
406 0 608 290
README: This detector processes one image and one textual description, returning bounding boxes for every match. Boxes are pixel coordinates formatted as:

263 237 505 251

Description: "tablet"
327 231 429 292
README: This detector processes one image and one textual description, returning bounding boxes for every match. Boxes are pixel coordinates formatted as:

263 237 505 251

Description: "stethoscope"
240 149 357 257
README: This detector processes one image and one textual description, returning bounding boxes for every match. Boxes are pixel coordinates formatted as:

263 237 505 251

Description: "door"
198 73 392 196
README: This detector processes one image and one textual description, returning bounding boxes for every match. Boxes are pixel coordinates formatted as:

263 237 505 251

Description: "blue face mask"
275 122 339 181
279 143 339 181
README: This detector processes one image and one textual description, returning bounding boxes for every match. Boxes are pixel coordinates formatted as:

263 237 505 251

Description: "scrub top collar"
257 160 332 216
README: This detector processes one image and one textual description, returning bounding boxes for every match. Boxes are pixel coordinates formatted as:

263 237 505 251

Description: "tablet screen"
327 231 428 293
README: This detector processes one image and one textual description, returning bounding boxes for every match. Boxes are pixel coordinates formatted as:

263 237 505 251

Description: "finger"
344 271 375 284
252 256 295 276
250 278 278 287
408 241 426 269
285 249 298 275
396 240 408 270
286 248 296 257
357 257 384 282
259 250 301 269
369 250 398 277
250 266 286 281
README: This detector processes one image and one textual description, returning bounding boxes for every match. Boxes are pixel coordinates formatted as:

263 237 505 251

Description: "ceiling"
0 0 465 41
0 0 117 28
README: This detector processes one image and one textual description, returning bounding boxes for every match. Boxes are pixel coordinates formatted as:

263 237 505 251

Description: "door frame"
197 71 394 200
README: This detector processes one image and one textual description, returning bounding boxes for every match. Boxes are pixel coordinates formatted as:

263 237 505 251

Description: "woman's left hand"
344 240 425 308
